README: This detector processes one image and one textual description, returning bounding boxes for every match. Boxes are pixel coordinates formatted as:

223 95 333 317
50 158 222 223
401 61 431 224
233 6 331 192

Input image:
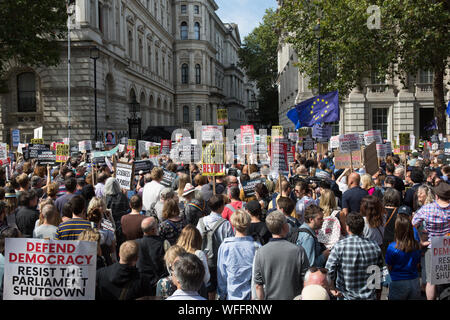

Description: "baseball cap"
398 205 412 216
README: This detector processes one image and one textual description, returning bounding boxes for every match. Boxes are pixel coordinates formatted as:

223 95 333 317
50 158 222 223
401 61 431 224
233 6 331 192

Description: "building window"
331 122 339 136
17 72 36 112
180 22 188 40
194 5 199 14
195 64 201 84
183 105 190 123
138 38 143 65
155 51 159 75
147 45 152 70
372 108 388 140
162 57 166 79
196 106 201 121
370 69 385 84
194 22 200 40
419 69 433 84
181 64 189 84
181 4 187 14
98 4 104 33
128 30 133 58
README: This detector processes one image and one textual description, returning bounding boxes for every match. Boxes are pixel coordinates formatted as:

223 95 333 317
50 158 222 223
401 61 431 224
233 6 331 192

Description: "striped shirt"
55 218 94 241
412 201 450 248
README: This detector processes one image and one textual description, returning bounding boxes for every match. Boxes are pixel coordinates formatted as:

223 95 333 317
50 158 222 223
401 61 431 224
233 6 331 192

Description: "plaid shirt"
325 235 383 300
412 201 450 248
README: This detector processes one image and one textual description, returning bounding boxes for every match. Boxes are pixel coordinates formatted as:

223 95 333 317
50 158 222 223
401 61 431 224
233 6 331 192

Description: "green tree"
0 0 67 79
277 0 450 133
238 8 279 126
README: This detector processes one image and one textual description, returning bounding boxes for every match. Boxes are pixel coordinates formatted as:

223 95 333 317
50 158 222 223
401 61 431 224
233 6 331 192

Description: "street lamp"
90 46 100 141
66 0 75 147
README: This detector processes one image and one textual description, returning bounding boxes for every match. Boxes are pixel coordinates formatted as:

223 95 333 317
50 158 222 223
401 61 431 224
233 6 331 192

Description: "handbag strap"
384 207 397 228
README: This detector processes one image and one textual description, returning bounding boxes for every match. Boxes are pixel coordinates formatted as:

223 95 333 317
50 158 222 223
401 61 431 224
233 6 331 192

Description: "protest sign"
217 109 228 126
160 139 172 155
399 133 410 152
329 135 340 149
31 138 44 145
334 150 362 169
363 142 379 176
105 131 116 145
133 159 154 175
298 128 310 138
271 138 289 175
3 238 97 300
37 150 56 166
91 145 119 159
29 144 50 159
240 125 255 145
385 141 392 155
202 143 225 176
0 143 7 160
364 130 382 146
445 142 450 155
271 126 283 138
302 137 315 151
11 129 20 148
161 169 177 188
288 132 298 142
114 162 134 190
312 124 332 142
56 144 69 163
202 125 223 141
430 236 450 285
339 133 360 153
34 127 43 139
149 146 160 158
126 139 136 158
376 144 387 158
242 178 266 198
78 141 92 153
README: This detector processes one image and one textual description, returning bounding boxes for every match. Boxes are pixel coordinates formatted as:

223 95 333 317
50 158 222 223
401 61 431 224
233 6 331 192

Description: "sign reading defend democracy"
339 133 360 153
431 236 450 285
3 238 97 300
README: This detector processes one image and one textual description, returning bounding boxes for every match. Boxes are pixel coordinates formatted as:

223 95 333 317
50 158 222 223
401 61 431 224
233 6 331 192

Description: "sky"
215 0 277 40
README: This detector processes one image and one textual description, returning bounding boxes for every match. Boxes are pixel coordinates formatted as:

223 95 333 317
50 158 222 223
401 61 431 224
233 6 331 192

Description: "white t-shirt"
142 180 164 211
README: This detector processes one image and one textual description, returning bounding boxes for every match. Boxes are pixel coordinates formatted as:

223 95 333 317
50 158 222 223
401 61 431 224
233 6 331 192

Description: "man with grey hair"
136 217 167 288
166 252 206 300
253 210 310 300
304 267 332 293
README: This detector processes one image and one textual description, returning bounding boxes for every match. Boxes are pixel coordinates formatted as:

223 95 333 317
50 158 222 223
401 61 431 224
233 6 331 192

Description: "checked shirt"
412 201 450 248
325 235 383 300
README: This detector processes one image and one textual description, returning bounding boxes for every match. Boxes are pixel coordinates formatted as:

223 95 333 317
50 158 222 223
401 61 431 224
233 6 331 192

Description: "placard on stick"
114 162 134 190
334 150 362 169
363 142 379 175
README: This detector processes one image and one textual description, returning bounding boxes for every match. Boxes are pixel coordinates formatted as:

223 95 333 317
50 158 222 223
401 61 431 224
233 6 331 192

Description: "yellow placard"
56 144 69 163
31 139 44 145
128 139 136 147
272 126 283 138
217 109 228 126
202 143 225 176
149 146 160 157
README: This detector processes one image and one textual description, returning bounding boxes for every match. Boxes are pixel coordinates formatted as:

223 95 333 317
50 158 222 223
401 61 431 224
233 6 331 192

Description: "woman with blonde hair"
78 228 107 270
176 224 210 290
177 173 190 201
361 173 383 199
156 245 186 299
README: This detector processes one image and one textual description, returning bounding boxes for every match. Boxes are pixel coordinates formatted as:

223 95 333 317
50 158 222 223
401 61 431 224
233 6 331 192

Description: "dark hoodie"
96 263 153 300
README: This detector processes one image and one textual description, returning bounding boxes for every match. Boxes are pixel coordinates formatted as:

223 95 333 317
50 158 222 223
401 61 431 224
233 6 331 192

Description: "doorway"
419 108 434 140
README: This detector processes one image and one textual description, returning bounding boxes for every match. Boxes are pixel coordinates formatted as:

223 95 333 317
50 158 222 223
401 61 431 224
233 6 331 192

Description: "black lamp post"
90 46 100 141
128 98 141 140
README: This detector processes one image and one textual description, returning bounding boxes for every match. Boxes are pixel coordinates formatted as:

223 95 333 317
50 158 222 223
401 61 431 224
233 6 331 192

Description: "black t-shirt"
342 187 368 213
248 221 271 245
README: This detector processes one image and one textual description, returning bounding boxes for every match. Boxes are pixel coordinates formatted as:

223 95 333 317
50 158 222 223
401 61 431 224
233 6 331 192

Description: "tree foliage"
0 0 67 79
238 8 279 125
277 0 450 133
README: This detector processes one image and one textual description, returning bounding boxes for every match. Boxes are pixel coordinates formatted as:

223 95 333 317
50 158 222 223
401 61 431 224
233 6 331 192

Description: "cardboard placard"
114 162 134 191
56 144 69 163
339 133 360 153
334 150 362 169
160 139 172 155
78 140 92 152
363 142 379 175
240 125 255 145
3 238 97 300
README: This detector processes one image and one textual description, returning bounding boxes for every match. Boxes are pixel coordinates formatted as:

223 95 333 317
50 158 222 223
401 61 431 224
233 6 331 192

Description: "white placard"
202 125 223 141
339 133 361 153
364 130 382 146
3 238 97 300
376 144 387 158
430 236 450 285
78 141 92 152
115 162 133 190
0 143 7 160
34 127 43 139
330 135 340 149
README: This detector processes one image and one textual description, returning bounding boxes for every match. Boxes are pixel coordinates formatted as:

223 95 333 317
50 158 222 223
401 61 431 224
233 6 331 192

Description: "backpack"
145 202 159 223
267 195 278 214
296 227 327 252
317 210 342 250
198 217 227 269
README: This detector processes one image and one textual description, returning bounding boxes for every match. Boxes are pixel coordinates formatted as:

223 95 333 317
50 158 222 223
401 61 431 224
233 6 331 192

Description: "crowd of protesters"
0 144 449 301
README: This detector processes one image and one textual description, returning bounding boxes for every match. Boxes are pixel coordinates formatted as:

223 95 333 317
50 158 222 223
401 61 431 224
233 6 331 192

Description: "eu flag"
287 91 339 129
446 100 450 117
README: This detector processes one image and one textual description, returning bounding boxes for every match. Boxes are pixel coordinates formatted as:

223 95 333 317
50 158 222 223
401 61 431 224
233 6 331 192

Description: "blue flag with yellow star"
287 90 339 129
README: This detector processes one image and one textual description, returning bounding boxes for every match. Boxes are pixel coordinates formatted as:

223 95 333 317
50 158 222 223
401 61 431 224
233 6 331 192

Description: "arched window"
194 22 200 40
17 72 36 112
195 64 201 84
181 64 189 84
196 105 201 121
180 22 188 40
183 106 190 124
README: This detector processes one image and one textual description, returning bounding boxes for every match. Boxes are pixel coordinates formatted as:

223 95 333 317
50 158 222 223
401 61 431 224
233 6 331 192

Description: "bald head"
348 172 360 188
304 270 330 291
141 217 158 235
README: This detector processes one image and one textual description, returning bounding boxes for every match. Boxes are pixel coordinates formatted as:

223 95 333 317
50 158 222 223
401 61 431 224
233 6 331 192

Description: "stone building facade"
0 0 255 145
